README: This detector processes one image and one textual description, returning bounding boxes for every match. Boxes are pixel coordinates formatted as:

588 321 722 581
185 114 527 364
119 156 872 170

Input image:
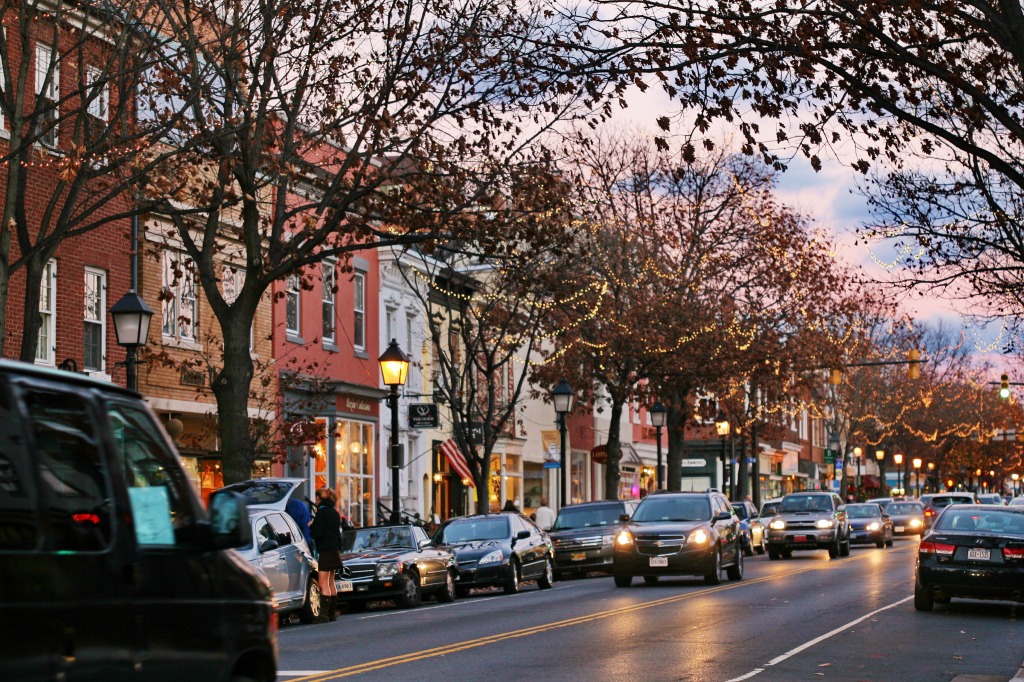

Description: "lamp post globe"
110 290 154 392
379 339 410 524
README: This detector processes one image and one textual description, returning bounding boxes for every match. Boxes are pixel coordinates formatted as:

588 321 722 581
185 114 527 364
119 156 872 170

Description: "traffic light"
829 368 842 385
1000 374 1011 399
908 349 920 379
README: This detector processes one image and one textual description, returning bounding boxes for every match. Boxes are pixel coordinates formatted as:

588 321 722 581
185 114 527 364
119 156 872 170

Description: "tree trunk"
18 256 47 363
212 313 256 484
603 399 625 501
474 446 492 514
737 431 749 501
665 403 686 491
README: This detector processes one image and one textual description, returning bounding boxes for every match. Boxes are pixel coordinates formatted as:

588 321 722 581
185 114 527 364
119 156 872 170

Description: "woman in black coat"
309 487 343 621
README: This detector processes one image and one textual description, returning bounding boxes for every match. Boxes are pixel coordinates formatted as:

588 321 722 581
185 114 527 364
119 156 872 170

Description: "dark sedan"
334 524 457 610
915 505 1024 611
549 500 638 579
436 512 555 596
846 503 894 548
612 490 743 587
887 501 925 538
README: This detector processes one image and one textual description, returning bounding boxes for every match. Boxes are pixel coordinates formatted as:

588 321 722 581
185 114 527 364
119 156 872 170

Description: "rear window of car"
934 509 1024 534
932 495 974 508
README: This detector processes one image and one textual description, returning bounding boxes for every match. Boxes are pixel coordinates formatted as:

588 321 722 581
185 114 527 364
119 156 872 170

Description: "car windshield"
934 509 1024 534
759 503 779 518
342 526 415 551
731 504 749 520
632 497 711 523
779 496 832 513
845 505 881 518
553 505 623 530
888 503 923 514
440 517 510 543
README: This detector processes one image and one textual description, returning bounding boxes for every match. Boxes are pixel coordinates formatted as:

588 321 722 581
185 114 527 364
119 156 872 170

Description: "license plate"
649 556 668 567
335 579 354 592
571 552 587 561
895 526 904 533
794 535 807 543
968 548 990 561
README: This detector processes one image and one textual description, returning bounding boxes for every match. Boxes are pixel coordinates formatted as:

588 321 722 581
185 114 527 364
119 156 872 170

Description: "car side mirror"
714 511 732 521
516 530 531 540
620 514 630 522
208 490 253 550
836 505 847 512
419 539 433 550
259 539 279 553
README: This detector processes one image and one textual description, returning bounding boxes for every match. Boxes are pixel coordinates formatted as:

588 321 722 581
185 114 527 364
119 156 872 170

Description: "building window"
86 66 108 121
36 259 56 365
334 420 375 528
322 261 336 345
406 315 415 357
353 272 365 351
285 273 300 337
385 307 396 344
35 43 58 147
83 268 106 372
162 251 196 340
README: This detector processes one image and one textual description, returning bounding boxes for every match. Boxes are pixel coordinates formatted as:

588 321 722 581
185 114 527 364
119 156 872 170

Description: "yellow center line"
289 547 907 681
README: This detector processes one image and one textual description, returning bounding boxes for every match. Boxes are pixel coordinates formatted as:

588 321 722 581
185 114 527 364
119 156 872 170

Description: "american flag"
439 439 475 487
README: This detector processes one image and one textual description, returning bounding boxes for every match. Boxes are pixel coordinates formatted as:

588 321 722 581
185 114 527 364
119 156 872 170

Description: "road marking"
283 549 902 681
723 595 914 682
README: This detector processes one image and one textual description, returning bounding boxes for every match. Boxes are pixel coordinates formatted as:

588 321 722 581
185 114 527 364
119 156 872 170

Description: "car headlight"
478 550 503 565
769 519 786 530
687 528 710 545
616 530 634 546
866 522 880 531
375 561 403 578
816 519 835 529
909 519 922 528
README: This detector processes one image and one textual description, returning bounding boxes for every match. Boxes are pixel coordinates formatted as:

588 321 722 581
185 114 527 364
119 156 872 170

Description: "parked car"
765 492 851 560
219 478 321 624
731 500 766 555
845 503 894 548
886 501 926 538
1010 496 1024 507
334 523 458 609
915 504 1024 611
0 361 276 681
921 492 977 529
612 490 743 587
435 512 555 595
548 499 638 579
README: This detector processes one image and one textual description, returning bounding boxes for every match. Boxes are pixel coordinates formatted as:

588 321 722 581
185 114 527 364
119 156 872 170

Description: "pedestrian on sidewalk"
534 497 556 530
310 487 342 622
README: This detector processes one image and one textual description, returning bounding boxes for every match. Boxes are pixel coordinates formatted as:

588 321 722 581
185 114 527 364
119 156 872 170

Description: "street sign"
824 448 835 465
408 403 439 429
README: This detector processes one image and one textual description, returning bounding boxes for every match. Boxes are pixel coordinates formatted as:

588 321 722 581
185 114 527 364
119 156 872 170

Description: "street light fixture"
650 402 667 490
1013 472 1020 497
552 379 575 510
715 411 730 498
379 339 410 525
893 453 904 495
853 447 862 501
912 458 922 498
110 290 154 392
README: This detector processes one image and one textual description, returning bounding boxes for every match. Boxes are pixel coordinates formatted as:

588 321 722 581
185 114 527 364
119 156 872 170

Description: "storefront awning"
862 475 881 489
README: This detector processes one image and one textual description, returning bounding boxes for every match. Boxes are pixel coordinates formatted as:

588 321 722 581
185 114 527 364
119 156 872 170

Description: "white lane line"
724 596 913 682
278 672 329 677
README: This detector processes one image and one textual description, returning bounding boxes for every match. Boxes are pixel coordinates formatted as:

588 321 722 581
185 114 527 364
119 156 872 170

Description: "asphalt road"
276 537 1024 682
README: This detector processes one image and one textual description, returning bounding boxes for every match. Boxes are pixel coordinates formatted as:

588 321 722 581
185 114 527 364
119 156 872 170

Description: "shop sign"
408 403 439 429
343 396 373 414
591 445 607 464
680 458 706 468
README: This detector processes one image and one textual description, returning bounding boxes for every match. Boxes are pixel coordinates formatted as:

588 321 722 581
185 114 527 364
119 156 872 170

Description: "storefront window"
335 419 375 528
571 449 587 504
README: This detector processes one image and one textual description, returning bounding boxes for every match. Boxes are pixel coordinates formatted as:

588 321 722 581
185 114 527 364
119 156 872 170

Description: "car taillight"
919 541 956 556
1004 547 1024 561
924 509 936 518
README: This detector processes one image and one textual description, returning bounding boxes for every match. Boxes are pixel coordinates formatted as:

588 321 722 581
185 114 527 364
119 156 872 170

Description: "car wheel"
394 572 422 608
828 537 840 559
614 573 632 587
875 537 885 549
885 537 894 548
503 561 521 594
298 578 322 624
756 537 766 555
840 532 851 557
643 575 659 584
768 547 780 560
537 556 555 590
704 549 722 585
436 570 457 603
726 545 743 581
914 582 934 611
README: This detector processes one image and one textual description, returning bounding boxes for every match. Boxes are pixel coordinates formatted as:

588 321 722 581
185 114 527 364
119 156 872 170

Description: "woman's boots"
326 594 338 622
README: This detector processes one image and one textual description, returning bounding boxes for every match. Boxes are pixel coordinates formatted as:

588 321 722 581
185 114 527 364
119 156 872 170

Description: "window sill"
354 350 369 360
86 371 112 383
161 335 203 352
286 334 305 345
323 342 339 353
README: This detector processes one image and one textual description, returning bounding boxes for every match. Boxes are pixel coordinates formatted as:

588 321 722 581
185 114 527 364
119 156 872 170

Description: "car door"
252 514 289 602
713 495 738 562
510 515 543 578
267 512 305 607
411 525 447 588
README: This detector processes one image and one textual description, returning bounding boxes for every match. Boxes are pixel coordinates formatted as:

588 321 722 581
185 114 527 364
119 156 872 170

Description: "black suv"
549 499 638 579
765 492 850 560
612 490 743 586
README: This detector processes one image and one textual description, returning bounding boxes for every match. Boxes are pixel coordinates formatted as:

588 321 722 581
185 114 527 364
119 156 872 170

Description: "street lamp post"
894 453 904 495
552 380 575 510
854 447 862 501
875 449 885 496
927 462 935 494
650 402 667 491
110 291 154 392
715 412 730 497
912 458 922 498
379 339 410 525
